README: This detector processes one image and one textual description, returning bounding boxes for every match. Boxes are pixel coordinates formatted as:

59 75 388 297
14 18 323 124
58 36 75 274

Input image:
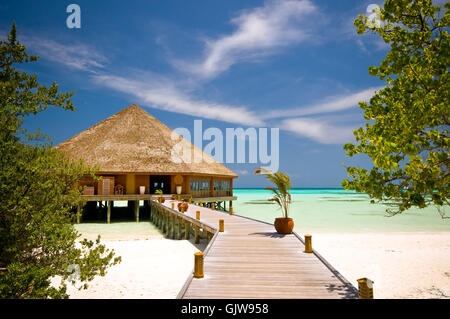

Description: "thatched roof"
56 104 238 177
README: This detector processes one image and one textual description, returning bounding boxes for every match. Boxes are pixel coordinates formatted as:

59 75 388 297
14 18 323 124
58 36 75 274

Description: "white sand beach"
65 224 450 299
311 232 450 299
61 222 206 299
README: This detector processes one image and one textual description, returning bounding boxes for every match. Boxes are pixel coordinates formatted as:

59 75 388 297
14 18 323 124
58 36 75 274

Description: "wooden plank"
150 200 357 299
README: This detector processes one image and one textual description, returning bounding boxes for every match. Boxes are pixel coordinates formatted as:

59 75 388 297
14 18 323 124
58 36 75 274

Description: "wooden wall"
135 175 150 194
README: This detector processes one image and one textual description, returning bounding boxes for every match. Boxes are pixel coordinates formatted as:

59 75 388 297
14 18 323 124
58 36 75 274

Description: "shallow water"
233 188 450 233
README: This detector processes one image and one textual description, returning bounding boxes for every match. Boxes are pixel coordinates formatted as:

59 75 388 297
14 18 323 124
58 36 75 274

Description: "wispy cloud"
23 36 107 73
281 117 355 144
262 87 381 119
92 73 265 126
174 0 317 79
272 87 383 144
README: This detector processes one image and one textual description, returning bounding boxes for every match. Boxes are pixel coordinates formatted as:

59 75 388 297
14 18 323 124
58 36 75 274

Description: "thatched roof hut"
56 104 237 197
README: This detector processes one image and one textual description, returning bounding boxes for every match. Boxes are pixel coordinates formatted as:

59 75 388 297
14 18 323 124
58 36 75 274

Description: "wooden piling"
107 200 112 224
193 252 204 278
134 200 139 223
305 234 312 253
76 204 81 224
357 278 374 299
185 222 190 240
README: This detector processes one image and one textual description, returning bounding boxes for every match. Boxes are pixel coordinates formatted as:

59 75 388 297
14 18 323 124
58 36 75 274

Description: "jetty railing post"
134 200 139 223
177 217 181 239
107 200 112 224
184 222 190 239
194 252 204 278
76 204 81 224
194 226 199 244
196 211 200 220
147 200 153 220
357 278 374 299
219 219 224 232
171 215 175 239
229 207 233 215
304 234 312 253
211 202 215 210
172 202 174 209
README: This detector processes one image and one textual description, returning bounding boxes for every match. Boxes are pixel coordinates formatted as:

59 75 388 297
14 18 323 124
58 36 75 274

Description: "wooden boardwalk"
156 200 358 299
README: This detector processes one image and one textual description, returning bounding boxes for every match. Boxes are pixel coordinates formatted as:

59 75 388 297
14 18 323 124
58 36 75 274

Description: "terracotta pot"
274 217 294 234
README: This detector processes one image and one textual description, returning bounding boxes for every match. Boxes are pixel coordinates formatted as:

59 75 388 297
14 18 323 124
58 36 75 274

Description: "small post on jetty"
76 204 81 224
229 207 233 215
357 278 374 299
219 219 224 232
134 200 139 223
184 222 190 240
196 211 200 220
194 226 199 244
194 252 204 278
172 202 174 209
304 234 312 253
211 202 215 210
107 201 112 224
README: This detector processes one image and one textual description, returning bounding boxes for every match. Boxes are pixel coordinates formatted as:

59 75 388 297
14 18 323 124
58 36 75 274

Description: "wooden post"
357 278 374 299
199 201 202 207
107 200 112 224
229 207 233 215
184 222 190 240
211 202 215 210
219 219 224 232
135 200 140 223
304 234 312 253
172 202 174 209
166 214 170 236
177 218 181 239
194 226 199 244
193 252 204 278
150 201 153 222
189 198 192 204
171 216 175 239
196 210 200 220
76 204 81 224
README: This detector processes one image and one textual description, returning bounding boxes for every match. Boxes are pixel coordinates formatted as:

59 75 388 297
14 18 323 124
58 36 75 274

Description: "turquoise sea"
233 188 450 233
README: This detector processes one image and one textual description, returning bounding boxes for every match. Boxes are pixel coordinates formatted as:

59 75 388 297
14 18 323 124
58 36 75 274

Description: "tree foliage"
342 0 449 217
0 23 120 298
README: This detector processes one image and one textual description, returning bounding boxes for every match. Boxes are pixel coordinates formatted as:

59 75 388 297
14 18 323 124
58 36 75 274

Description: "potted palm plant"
254 167 293 234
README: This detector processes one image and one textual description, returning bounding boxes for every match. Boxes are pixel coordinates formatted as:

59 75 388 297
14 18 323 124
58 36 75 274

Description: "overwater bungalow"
56 104 238 222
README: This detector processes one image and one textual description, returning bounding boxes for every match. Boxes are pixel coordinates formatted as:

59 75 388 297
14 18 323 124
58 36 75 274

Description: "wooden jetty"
150 200 358 299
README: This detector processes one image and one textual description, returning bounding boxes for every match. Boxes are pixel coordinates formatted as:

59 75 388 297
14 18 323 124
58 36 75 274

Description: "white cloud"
23 37 107 72
282 117 355 144
92 73 265 126
262 87 382 119
175 0 317 78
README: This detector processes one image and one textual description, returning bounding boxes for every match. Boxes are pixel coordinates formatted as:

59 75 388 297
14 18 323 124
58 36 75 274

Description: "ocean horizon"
232 188 450 233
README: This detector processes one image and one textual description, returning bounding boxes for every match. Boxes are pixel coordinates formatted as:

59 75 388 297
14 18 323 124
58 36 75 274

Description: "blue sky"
1 0 392 187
